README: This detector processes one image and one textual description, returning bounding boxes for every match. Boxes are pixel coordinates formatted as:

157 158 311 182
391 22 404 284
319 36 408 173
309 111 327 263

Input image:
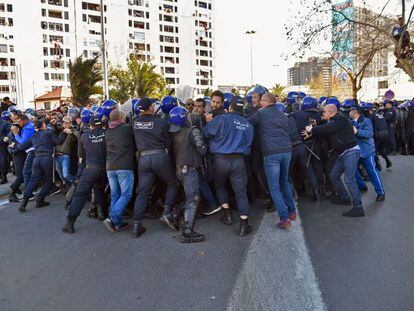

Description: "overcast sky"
213 0 406 88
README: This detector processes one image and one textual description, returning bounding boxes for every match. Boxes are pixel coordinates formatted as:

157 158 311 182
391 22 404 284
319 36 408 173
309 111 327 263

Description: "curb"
227 212 326 311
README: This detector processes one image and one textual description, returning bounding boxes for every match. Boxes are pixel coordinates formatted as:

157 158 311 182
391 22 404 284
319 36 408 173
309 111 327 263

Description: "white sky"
213 0 407 88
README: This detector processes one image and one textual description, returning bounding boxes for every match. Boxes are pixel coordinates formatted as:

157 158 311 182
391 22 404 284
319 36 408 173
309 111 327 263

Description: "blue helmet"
326 97 341 110
301 96 317 110
25 108 36 116
341 99 356 110
132 98 141 116
275 102 285 112
161 95 178 114
68 106 80 119
252 84 268 96
318 96 327 104
297 91 307 99
286 91 299 104
203 96 211 105
408 101 414 108
169 106 189 128
94 106 104 120
223 92 235 110
7 106 16 113
91 104 100 113
245 88 254 104
80 109 93 124
102 99 118 117
1 111 11 121
360 102 374 111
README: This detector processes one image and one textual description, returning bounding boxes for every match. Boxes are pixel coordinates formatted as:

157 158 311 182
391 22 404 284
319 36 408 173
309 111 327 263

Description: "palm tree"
271 83 286 96
68 56 102 107
109 57 168 102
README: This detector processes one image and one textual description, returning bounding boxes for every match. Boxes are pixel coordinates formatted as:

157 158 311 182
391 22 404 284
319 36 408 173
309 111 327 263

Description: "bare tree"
286 0 414 98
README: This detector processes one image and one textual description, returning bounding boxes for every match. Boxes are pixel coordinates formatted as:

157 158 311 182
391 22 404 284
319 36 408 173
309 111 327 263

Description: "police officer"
396 103 408 154
292 96 325 198
62 116 107 233
131 97 179 239
405 101 414 154
169 106 207 243
384 100 397 154
0 111 11 184
203 96 254 236
288 98 321 201
19 120 67 212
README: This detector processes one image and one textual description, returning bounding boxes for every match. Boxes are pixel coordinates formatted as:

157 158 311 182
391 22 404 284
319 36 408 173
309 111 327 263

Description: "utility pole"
100 0 109 99
245 30 257 85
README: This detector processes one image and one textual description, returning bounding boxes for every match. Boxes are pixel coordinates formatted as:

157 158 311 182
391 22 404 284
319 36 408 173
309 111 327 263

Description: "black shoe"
19 198 28 213
330 196 352 206
132 221 146 239
202 205 222 216
342 208 365 217
359 186 368 193
87 205 98 219
376 194 385 201
160 206 179 231
9 192 19 203
312 189 322 202
385 158 392 169
49 184 61 195
15 189 22 195
103 218 116 233
62 218 76 234
116 222 129 232
97 206 106 221
35 198 50 208
180 228 205 243
0 177 7 184
220 209 233 225
266 200 276 213
239 219 252 237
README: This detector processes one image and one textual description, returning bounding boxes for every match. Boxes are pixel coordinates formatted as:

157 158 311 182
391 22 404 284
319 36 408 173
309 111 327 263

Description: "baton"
305 142 320 168
304 143 321 161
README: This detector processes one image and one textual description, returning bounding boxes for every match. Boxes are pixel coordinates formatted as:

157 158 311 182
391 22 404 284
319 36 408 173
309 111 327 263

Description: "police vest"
372 113 388 139
171 126 202 170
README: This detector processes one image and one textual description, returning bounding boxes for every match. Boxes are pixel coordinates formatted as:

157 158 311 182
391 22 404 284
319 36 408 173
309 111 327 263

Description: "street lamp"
245 30 257 85
100 0 109 100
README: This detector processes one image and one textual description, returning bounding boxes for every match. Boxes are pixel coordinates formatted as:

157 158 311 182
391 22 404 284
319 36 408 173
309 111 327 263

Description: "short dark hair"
211 90 224 102
229 96 244 113
3 97 9 101
18 115 29 122
195 98 206 107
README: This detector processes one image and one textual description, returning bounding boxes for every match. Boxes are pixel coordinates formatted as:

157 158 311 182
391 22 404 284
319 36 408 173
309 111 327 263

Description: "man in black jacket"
303 104 365 217
103 110 135 233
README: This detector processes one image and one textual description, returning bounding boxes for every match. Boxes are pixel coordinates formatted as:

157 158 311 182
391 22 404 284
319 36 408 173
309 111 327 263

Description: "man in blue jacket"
203 96 254 236
0 115 10 184
248 93 296 229
350 107 385 201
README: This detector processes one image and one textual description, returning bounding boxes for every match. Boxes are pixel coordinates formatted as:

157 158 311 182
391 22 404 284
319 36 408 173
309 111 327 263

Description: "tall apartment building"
7 0 215 107
287 57 332 92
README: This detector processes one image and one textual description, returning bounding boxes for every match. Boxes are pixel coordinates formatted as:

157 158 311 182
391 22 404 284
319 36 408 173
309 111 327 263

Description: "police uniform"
0 118 10 183
203 110 254 234
170 110 207 243
19 122 66 212
63 118 107 232
405 105 414 154
369 111 392 169
132 109 179 237
384 106 397 153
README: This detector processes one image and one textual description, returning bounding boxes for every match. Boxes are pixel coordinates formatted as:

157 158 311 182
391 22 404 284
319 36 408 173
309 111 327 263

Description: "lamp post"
100 0 109 99
245 30 257 85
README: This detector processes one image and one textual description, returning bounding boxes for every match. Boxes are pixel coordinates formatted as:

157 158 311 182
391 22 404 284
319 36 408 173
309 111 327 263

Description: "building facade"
3 0 215 107
287 57 332 92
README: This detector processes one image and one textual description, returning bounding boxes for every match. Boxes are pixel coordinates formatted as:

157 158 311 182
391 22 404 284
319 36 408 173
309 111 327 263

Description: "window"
44 73 50 80
51 73 65 80
0 85 10 93
50 60 65 69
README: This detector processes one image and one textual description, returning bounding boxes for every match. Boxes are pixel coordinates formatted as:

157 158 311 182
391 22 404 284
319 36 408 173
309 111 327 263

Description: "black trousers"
23 156 54 200
68 166 107 220
11 151 26 192
0 144 8 178
290 144 319 191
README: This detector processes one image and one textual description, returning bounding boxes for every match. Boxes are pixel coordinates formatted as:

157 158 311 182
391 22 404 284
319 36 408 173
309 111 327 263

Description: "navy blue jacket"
133 114 171 152
0 119 10 146
22 129 66 154
203 112 253 155
352 116 375 158
248 104 292 156
81 128 106 166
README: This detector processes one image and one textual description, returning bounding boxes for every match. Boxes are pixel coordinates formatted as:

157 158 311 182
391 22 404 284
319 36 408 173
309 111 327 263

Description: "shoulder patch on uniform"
134 122 154 130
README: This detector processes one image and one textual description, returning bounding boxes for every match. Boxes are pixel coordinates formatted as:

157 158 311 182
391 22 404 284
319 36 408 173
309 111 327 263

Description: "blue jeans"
330 148 363 209
356 155 385 195
107 170 134 227
263 153 296 220
198 170 218 208
56 154 74 185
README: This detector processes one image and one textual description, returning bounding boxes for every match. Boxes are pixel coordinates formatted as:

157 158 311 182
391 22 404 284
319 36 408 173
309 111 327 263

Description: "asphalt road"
0 195 265 311
300 155 414 311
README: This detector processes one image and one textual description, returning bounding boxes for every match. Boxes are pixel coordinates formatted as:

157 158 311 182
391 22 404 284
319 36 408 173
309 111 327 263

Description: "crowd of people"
0 87 413 243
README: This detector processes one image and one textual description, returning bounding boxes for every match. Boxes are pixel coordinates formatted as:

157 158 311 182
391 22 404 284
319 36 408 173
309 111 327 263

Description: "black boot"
97 205 105 221
220 208 233 225
87 204 98 218
312 188 322 202
342 207 365 217
385 156 392 169
180 201 205 243
239 218 252 237
9 192 19 203
19 198 28 213
0 176 7 184
35 197 50 208
62 217 76 234
319 186 326 200
375 157 382 171
160 205 179 231
132 221 146 239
